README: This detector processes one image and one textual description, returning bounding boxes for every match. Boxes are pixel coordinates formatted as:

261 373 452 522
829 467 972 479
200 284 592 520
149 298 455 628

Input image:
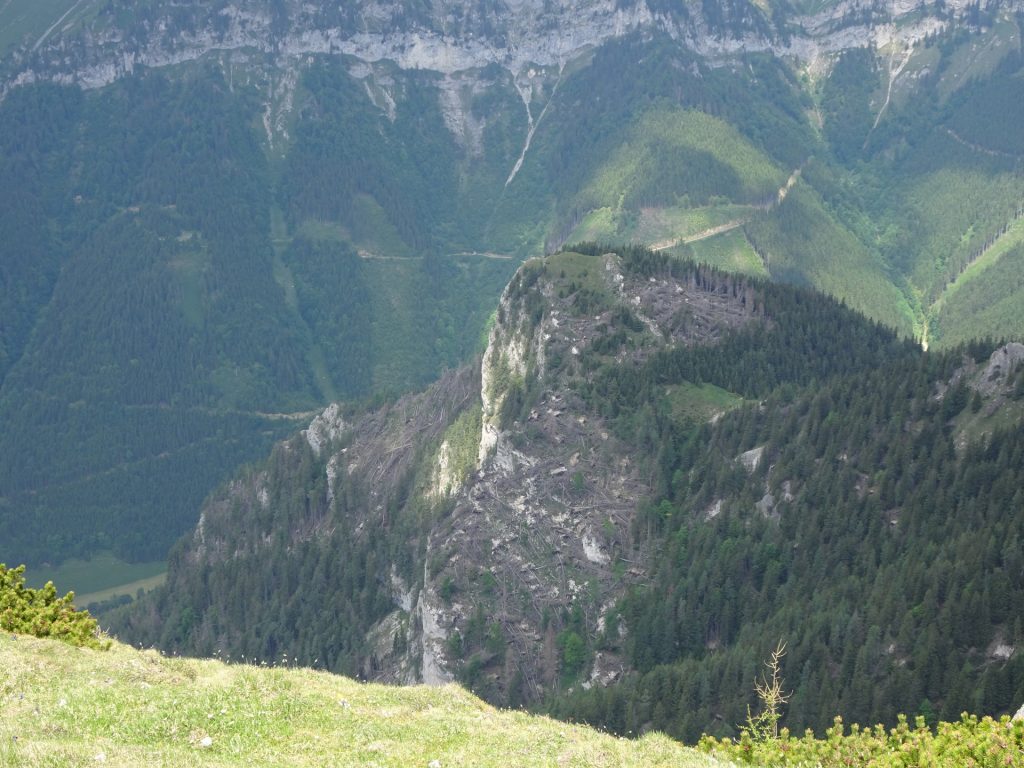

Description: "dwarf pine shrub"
0 563 107 649
699 713 1024 766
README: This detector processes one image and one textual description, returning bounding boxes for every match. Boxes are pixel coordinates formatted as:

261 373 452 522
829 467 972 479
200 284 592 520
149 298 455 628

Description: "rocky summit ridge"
5 0 1020 97
112 245 1024 730
125 250 767 700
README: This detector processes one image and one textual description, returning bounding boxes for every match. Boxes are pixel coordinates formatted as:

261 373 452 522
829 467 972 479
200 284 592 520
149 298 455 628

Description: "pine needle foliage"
699 713 1024 767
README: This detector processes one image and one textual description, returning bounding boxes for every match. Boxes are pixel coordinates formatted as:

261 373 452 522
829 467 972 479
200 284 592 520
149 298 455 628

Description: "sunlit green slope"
0 634 728 768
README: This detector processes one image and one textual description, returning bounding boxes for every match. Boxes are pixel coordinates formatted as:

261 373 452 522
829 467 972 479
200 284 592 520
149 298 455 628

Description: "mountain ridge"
110 245 1024 738
4 0 1017 98
5 0 1024 622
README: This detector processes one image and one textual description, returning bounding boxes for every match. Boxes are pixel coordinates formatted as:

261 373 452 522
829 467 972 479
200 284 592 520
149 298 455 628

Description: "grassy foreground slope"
0 635 728 768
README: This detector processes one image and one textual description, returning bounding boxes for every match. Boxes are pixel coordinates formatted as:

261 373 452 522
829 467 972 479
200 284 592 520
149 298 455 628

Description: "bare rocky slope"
407 250 763 695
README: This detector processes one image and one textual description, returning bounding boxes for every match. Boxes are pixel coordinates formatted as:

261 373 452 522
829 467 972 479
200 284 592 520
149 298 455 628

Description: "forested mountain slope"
4 0 1024 585
111 246 1024 740
0 69 512 567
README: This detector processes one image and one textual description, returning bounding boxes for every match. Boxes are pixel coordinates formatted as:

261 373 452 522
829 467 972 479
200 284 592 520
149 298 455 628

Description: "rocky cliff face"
417 252 762 698
127 249 767 699
6 0 1019 97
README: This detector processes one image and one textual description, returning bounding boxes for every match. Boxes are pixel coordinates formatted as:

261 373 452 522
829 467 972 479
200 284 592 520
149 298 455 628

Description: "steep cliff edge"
5 0 1018 97
426 250 764 698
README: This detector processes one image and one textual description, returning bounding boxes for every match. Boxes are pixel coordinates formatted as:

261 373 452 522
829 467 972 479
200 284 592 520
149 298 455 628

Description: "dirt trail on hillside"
650 165 803 252
450 251 515 260
357 249 417 261
651 220 745 251
944 128 1021 159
